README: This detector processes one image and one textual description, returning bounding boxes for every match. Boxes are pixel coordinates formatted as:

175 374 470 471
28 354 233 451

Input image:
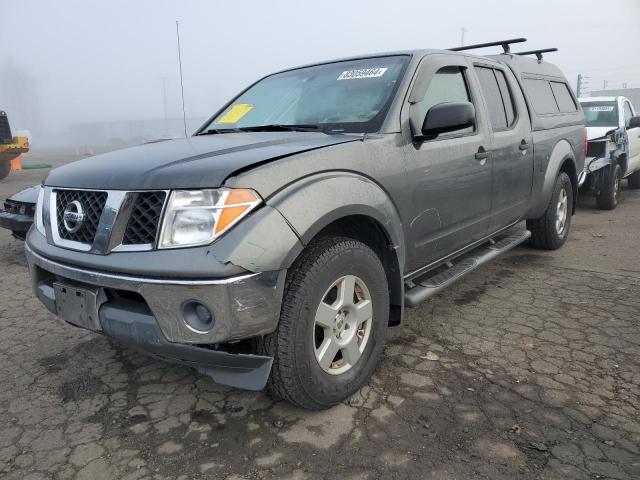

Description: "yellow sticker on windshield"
217 104 254 124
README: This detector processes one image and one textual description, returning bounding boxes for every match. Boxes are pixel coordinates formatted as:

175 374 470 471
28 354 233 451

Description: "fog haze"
2 0 639 148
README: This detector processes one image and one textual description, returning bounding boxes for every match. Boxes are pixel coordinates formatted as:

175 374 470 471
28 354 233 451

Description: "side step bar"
404 230 531 308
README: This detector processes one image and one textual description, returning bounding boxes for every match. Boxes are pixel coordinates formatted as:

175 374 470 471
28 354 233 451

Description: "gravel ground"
1 154 639 479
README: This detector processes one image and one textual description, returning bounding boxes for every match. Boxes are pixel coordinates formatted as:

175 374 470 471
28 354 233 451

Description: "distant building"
590 88 640 109
69 117 207 147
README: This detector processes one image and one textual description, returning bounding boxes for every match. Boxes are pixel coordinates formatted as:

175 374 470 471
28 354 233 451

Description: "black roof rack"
514 48 558 61
449 38 526 54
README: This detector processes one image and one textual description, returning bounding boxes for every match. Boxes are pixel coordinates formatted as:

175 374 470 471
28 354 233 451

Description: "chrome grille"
122 191 166 245
47 188 168 252
55 189 107 244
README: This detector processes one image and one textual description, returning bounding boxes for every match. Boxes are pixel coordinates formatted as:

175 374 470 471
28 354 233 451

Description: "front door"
473 64 534 232
623 100 640 174
402 55 493 272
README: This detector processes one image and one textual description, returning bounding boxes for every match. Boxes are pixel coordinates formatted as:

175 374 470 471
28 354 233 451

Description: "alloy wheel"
313 275 373 375
556 187 568 236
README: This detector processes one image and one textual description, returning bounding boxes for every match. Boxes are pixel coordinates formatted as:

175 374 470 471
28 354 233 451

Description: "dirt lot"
1 154 639 479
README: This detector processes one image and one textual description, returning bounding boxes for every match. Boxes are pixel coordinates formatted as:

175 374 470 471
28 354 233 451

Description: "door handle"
475 147 489 160
519 140 530 150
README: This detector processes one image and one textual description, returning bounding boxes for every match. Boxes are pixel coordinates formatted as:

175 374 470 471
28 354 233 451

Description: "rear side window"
475 66 516 130
495 70 516 126
550 82 577 113
475 67 507 129
524 78 559 115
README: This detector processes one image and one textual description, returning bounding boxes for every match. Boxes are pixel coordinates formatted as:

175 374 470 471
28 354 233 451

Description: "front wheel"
596 163 622 210
258 236 389 410
527 172 573 250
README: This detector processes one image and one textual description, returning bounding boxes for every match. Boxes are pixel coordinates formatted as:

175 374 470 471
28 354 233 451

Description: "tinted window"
524 78 559 115
495 69 516 126
581 102 618 127
418 66 474 135
475 67 508 130
624 102 633 127
550 82 577 113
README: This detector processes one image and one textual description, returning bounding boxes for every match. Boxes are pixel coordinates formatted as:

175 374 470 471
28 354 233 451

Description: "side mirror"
420 102 476 139
628 116 640 129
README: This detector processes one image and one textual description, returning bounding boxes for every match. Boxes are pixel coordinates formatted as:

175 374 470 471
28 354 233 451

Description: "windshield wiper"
197 124 329 136
235 124 326 133
196 128 240 136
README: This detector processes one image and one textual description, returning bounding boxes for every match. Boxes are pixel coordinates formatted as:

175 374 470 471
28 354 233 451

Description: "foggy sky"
1 0 639 143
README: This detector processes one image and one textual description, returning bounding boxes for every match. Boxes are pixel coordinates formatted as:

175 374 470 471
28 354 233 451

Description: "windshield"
581 102 618 127
201 56 409 134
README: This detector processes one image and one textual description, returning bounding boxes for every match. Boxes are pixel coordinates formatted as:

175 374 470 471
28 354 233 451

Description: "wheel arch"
528 140 578 218
310 214 404 326
268 172 406 325
558 156 578 214
616 153 628 177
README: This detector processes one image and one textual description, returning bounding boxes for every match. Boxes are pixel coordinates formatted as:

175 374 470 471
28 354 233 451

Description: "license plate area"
54 282 106 332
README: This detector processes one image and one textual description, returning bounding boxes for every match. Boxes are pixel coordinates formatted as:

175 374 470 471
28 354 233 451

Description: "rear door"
401 54 493 271
623 100 640 173
472 63 534 232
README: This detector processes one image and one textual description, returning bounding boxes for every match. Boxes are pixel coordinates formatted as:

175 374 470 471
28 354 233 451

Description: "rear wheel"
628 170 640 189
596 163 622 210
258 236 389 410
0 159 10 180
527 172 573 250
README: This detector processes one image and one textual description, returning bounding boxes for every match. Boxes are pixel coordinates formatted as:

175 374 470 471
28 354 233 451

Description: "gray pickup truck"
26 39 585 409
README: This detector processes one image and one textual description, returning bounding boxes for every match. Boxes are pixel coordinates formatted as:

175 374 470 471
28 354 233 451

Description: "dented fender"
211 204 304 273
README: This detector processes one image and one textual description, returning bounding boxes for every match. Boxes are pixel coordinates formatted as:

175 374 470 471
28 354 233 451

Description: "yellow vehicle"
0 111 29 180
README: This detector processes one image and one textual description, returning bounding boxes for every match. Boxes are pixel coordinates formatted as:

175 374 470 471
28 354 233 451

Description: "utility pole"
460 27 468 47
603 79 608 90
176 20 188 139
576 74 582 97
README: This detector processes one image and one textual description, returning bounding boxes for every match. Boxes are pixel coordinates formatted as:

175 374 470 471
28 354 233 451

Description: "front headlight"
34 187 45 235
158 188 261 249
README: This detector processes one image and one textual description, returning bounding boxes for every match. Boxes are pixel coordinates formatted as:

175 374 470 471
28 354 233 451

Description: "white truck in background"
578 96 640 209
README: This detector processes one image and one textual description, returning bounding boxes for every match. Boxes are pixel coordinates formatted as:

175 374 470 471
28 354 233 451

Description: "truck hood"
586 126 617 141
45 132 361 190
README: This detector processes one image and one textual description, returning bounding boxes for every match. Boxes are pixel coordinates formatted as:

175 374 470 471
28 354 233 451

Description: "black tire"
258 236 389 410
628 170 640 190
0 159 10 180
527 172 573 250
596 163 622 210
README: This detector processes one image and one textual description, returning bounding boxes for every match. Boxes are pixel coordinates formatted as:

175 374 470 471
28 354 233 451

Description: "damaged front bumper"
25 243 286 390
0 210 33 239
579 156 614 191
580 130 627 189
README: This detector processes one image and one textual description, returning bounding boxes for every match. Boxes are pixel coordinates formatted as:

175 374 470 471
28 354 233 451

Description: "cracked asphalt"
1 153 639 479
